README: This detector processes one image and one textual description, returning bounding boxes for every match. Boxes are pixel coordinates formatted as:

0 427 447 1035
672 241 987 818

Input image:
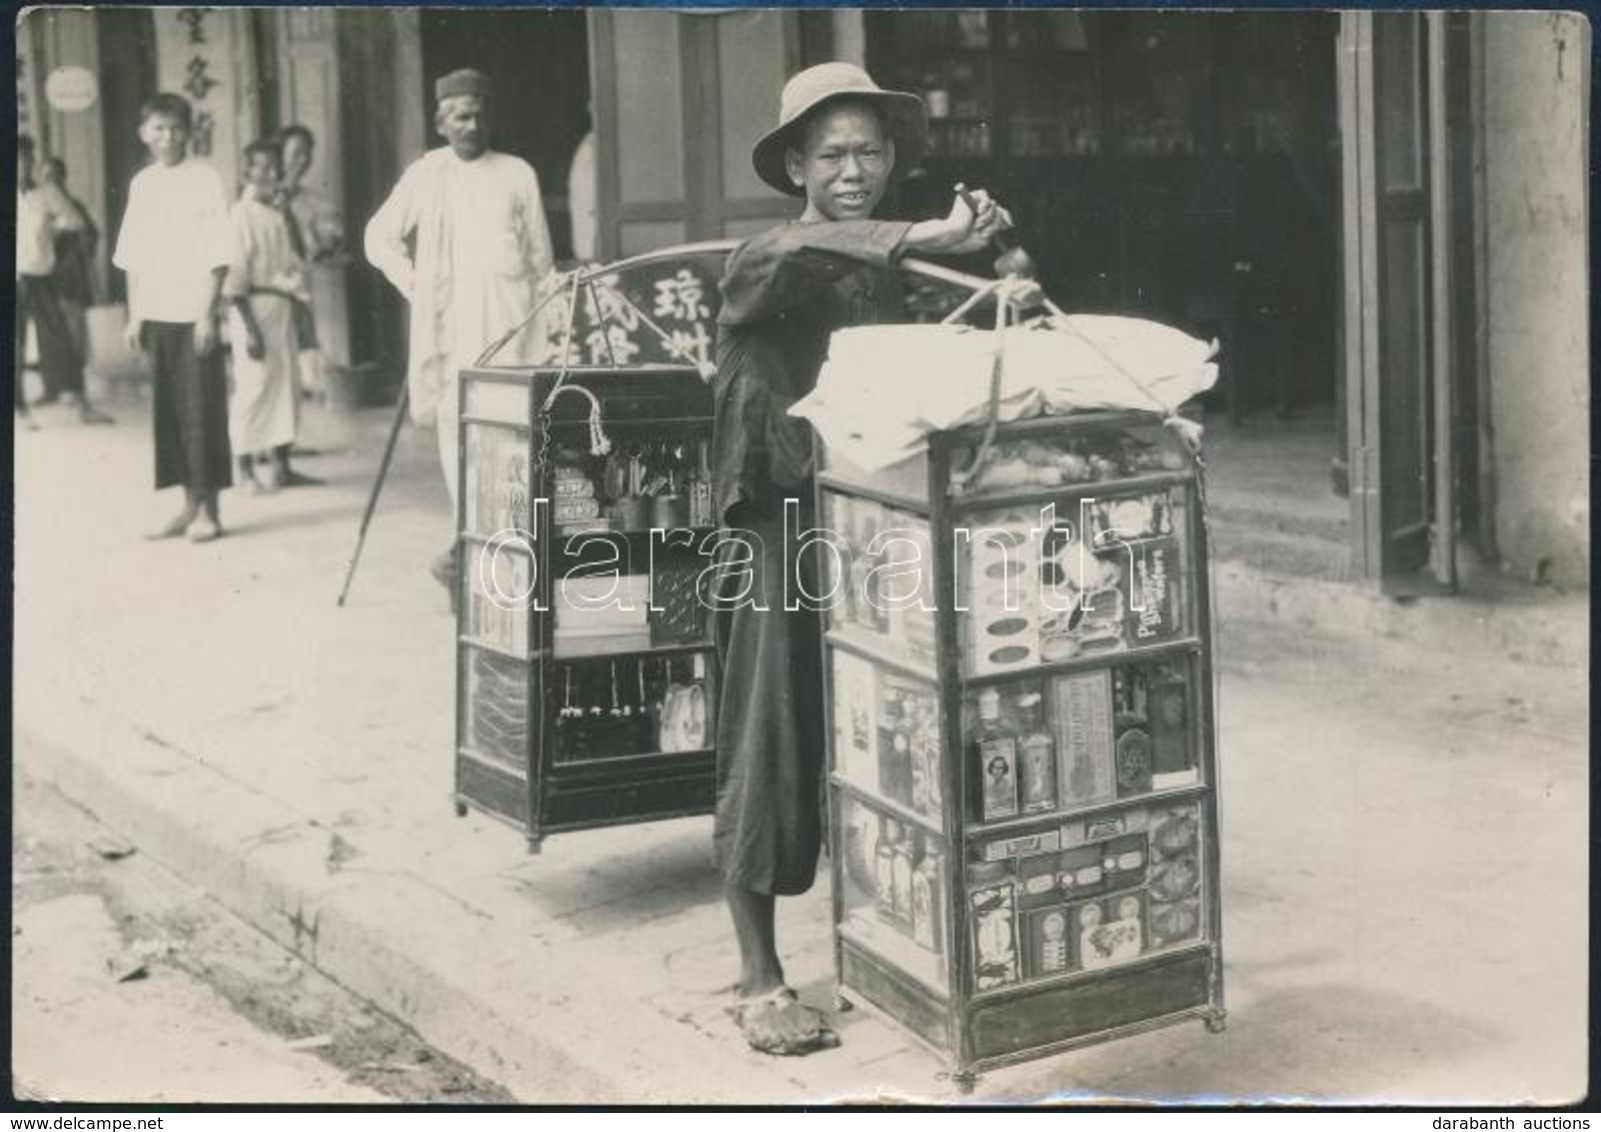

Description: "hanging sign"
45 66 98 113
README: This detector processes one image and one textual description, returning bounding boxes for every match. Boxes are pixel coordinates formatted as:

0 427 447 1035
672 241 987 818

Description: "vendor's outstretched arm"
720 193 1004 326
719 220 913 326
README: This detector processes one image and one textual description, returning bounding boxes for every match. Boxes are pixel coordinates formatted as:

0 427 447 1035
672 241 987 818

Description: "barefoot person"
364 68 556 601
113 93 234 542
711 62 1010 1055
224 139 317 492
16 138 113 426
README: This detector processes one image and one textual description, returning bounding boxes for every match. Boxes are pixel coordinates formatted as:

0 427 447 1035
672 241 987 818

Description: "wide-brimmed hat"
752 62 929 197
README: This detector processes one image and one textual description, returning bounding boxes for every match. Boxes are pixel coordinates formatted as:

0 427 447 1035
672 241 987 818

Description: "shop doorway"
419 9 592 261
95 7 158 306
867 11 1349 571
1338 11 1487 589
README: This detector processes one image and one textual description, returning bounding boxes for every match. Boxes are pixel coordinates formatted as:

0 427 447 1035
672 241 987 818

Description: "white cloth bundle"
790 314 1218 472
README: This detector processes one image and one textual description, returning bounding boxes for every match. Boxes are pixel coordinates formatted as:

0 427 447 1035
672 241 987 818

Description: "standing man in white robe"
364 68 556 597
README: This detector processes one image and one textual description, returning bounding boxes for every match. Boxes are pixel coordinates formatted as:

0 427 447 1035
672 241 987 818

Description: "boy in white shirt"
113 93 234 542
224 139 314 492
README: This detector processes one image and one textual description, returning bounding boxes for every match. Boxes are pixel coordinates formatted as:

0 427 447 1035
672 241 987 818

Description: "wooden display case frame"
453 363 721 852
817 410 1225 1087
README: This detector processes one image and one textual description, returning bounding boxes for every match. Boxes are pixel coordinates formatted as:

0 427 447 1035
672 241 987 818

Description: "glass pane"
838 793 951 994
461 646 530 773
464 543 532 657
965 798 1207 990
464 423 531 539
1374 12 1423 190
830 650 944 829
948 420 1189 501
819 492 939 672
464 380 529 426
958 484 1192 672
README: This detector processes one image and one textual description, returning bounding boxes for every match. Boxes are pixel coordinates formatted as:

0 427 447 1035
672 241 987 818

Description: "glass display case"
454 363 720 851
817 410 1225 1085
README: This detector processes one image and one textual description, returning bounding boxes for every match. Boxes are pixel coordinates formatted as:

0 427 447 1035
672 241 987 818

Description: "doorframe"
1338 11 1479 587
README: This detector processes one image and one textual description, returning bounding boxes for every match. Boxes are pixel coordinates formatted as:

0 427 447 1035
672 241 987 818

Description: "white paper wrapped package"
790 314 1218 472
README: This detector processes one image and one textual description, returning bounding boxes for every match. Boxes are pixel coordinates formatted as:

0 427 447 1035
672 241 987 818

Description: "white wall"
1482 12 1591 586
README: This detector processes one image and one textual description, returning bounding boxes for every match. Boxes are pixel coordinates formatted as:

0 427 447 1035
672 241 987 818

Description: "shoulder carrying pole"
336 384 411 607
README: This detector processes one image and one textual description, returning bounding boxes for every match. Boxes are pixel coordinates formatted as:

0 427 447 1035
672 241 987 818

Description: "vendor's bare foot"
729 987 839 1056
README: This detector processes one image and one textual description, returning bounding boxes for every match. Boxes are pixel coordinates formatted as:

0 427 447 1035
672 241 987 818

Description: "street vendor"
711 61 1011 1056
364 68 556 601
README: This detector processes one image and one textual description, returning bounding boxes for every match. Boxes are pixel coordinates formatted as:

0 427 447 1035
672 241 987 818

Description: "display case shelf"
824 628 939 687
551 637 715 662
966 940 1215 1007
947 470 1196 518
964 781 1210 842
458 634 530 663
831 774 946 840
839 919 950 999
959 638 1204 690
815 472 933 518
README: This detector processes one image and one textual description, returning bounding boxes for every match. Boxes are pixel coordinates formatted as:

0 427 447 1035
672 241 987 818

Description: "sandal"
728 987 840 1057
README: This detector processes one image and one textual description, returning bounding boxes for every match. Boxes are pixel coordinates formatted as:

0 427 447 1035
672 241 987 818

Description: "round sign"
45 66 98 114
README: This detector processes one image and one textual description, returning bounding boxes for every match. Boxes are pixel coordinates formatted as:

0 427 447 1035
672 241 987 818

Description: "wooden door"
590 10 801 260
1338 12 1457 585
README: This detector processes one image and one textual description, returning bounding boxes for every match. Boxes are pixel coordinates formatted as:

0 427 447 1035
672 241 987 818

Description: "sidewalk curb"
13 693 823 1104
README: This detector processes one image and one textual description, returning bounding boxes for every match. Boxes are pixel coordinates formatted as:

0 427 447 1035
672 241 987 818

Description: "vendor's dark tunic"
711 219 910 896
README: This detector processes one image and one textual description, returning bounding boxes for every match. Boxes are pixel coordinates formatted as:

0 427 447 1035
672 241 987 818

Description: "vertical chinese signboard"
155 7 244 192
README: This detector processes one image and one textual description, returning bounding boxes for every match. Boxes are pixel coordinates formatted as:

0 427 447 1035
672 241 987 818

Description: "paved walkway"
12 389 1589 1104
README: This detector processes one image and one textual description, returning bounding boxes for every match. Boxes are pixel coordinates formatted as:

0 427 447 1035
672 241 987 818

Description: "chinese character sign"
154 7 241 190
528 251 727 370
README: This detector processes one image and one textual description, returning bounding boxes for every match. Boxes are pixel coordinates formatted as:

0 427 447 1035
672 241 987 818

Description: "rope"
542 384 612 457
947 276 1024 493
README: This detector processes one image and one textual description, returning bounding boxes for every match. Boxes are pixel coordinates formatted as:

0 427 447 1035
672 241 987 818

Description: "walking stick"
337 384 411 607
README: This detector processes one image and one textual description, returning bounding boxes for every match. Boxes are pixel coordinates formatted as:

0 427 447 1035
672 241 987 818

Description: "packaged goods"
911 846 946 954
970 881 1020 989
1052 672 1116 810
1023 907 1074 979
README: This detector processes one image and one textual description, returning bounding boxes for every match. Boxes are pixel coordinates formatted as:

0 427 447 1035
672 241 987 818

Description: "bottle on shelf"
891 828 916 931
875 817 899 924
1015 691 1058 815
975 688 1020 823
911 842 946 954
